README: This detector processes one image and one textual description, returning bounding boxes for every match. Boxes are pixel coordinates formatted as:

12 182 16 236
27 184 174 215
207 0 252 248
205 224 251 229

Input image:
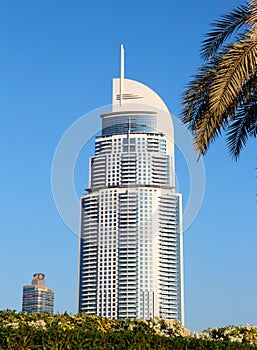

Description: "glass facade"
102 114 156 136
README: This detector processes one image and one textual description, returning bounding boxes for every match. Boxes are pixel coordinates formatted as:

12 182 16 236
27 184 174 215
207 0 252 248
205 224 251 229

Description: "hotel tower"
78 46 184 324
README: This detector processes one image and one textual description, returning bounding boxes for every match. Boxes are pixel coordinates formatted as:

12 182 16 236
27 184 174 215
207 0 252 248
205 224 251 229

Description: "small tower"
22 273 54 314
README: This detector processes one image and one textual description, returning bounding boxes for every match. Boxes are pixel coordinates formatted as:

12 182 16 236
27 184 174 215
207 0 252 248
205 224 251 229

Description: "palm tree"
182 0 257 159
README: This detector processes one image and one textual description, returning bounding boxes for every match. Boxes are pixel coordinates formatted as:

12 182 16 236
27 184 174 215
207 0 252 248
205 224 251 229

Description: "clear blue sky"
0 0 256 331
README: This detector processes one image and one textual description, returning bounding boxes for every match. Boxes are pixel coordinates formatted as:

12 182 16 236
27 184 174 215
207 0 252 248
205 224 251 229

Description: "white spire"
120 44 124 105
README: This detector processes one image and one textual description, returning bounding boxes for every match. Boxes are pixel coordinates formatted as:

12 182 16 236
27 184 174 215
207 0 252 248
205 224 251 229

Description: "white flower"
28 320 47 330
4 322 19 329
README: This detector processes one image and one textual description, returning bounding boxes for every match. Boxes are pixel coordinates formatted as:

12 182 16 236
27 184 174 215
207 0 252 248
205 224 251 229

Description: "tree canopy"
182 0 257 159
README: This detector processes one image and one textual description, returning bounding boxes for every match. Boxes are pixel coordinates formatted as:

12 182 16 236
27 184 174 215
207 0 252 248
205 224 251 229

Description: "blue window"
102 115 156 136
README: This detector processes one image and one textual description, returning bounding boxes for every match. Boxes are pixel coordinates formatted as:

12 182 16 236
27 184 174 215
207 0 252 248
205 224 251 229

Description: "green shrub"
0 311 256 350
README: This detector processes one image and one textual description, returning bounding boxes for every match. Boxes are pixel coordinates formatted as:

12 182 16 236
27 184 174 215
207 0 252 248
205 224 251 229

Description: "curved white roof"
112 78 174 142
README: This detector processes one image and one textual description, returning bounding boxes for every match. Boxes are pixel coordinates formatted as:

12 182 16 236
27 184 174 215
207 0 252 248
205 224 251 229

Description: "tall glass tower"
78 46 184 324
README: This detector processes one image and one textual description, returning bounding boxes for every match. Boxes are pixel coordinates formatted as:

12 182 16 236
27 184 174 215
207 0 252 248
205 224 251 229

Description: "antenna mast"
120 44 124 105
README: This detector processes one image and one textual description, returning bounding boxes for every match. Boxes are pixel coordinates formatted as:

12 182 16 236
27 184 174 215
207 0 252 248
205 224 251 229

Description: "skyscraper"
78 46 184 323
22 273 54 314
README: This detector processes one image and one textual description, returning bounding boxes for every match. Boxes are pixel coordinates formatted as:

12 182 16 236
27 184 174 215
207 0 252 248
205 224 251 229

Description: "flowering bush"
202 324 257 345
0 310 256 349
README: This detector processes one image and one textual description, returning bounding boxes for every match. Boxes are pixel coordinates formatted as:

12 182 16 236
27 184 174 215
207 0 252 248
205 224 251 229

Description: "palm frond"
192 73 257 157
227 101 257 159
193 111 224 155
209 39 257 117
248 0 257 24
181 1 257 159
181 63 216 130
181 59 231 155
201 4 249 60
192 103 235 155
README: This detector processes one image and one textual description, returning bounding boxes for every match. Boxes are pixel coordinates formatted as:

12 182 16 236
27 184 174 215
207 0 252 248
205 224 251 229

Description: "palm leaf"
192 73 257 156
248 0 257 24
209 39 257 116
181 62 217 130
201 4 249 60
227 109 257 159
181 0 257 159
182 56 233 154
193 107 231 155
227 87 257 159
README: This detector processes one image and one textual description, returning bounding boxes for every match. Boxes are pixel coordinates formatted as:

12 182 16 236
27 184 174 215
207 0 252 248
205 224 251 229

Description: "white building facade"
78 48 184 323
